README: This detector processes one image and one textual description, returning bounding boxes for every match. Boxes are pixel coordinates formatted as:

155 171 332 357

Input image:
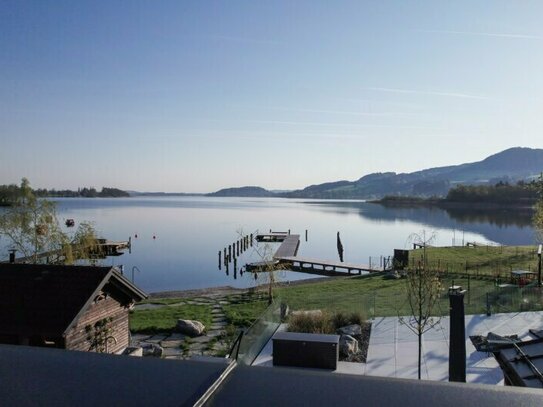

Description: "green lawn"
409 245 540 278
130 245 542 334
223 300 269 327
130 304 212 333
275 273 497 317
140 297 186 305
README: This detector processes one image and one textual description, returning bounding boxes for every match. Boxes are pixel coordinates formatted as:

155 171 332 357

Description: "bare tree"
399 231 443 380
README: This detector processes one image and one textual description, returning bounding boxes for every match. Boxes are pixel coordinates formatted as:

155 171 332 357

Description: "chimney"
9 249 16 264
449 285 467 382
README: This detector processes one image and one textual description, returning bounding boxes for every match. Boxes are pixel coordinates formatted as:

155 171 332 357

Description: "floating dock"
276 256 383 276
248 233 383 276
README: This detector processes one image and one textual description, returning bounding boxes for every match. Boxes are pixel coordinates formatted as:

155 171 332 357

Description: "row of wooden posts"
218 234 254 279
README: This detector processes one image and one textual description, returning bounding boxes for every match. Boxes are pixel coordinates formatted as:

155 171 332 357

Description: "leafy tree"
0 178 99 264
0 178 64 262
399 232 443 380
62 222 100 265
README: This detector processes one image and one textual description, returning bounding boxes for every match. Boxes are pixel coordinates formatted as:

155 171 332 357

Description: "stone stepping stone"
210 322 228 330
193 297 213 303
147 335 168 343
165 333 186 341
130 334 151 342
161 340 185 348
218 301 230 305
162 347 184 357
188 342 207 351
206 330 223 338
190 336 213 344
211 309 223 315
212 317 227 323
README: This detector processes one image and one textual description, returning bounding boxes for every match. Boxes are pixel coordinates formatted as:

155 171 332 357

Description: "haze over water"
28 197 535 293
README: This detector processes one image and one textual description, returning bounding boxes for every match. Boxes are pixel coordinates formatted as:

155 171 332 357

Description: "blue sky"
1 1 542 192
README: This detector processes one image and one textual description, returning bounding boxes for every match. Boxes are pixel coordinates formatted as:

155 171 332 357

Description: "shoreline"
148 275 350 299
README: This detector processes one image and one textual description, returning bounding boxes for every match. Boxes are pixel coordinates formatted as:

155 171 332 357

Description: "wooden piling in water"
223 248 227 266
305 229 308 241
218 251 222 270
236 241 240 256
250 234 253 246
228 245 232 259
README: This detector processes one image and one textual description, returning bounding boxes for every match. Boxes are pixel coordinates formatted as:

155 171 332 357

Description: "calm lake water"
2 197 537 293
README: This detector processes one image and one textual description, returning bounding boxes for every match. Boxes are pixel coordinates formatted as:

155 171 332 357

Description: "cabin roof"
0 263 147 337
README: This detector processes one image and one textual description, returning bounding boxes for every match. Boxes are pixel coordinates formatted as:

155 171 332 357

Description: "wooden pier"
9 240 130 264
249 232 384 276
276 256 383 276
274 235 300 258
254 233 301 258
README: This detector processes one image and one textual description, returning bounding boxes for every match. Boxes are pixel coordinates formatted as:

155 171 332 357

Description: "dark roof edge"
109 267 148 302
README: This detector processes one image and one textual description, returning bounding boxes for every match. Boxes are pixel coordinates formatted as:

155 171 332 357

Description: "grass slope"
130 304 212 333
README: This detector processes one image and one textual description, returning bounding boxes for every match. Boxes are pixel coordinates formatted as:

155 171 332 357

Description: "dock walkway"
276 256 383 275
274 235 300 258
254 233 300 258
251 233 383 276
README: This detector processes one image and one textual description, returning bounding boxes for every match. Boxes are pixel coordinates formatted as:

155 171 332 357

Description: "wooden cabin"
0 263 147 354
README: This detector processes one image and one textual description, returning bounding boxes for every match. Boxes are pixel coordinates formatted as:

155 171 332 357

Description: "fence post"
373 292 376 321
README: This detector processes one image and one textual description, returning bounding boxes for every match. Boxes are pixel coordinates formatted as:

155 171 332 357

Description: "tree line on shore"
379 178 543 206
0 181 128 206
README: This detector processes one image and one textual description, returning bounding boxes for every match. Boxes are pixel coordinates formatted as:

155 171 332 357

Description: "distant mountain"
207 186 276 197
283 147 543 199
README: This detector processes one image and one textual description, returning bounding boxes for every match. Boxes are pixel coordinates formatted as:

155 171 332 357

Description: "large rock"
339 335 359 357
177 319 205 337
141 343 163 357
122 346 143 357
290 310 322 318
337 324 362 336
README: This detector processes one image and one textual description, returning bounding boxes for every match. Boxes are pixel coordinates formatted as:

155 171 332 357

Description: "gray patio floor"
252 311 543 384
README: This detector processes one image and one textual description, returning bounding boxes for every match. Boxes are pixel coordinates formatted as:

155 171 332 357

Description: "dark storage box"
272 332 339 370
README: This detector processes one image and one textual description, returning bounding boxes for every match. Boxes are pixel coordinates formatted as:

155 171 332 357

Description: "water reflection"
302 201 535 246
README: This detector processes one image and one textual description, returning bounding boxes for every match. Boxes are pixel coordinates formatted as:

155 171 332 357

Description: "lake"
2 197 537 293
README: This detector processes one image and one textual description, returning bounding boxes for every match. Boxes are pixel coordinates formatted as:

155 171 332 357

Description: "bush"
331 311 367 330
288 310 368 334
287 312 333 334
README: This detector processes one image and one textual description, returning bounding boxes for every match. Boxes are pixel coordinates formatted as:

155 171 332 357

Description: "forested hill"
207 186 275 197
283 147 543 199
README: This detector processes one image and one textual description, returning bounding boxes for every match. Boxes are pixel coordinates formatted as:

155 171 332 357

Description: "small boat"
65 219 75 227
